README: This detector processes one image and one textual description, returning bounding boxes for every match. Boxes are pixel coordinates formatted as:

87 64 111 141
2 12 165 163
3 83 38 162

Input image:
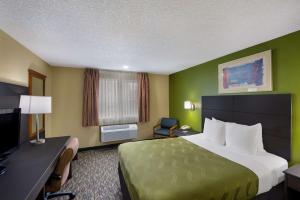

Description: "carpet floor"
59 147 123 200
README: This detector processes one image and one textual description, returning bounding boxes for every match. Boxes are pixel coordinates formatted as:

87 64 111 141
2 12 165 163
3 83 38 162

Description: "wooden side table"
284 164 300 199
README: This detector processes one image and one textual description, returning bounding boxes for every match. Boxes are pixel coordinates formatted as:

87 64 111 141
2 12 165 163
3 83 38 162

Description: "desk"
0 136 70 200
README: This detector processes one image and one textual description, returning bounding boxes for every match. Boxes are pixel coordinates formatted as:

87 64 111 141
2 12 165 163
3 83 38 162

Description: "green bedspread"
119 137 258 200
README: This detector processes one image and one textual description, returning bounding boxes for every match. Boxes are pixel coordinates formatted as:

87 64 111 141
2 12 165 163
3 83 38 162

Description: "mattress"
182 134 288 195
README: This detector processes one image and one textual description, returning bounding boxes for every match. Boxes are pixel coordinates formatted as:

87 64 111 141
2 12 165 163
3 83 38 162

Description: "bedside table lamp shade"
19 95 52 144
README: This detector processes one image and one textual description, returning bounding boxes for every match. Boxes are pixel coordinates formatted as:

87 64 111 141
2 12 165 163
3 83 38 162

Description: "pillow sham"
203 118 225 145
225 123 261 154
254 123 265 152
213 118 265 152
212 117 225 124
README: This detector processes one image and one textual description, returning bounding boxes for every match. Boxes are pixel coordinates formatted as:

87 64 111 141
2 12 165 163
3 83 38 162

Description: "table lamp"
19 95 52 144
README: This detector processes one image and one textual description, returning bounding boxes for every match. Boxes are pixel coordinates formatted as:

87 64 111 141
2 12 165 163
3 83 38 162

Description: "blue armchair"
153 118 178 138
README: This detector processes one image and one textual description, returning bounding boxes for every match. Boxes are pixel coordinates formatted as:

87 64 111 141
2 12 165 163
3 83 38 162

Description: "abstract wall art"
218 50 272 94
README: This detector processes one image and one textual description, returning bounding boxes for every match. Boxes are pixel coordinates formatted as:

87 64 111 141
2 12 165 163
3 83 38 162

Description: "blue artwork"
223 59 264 89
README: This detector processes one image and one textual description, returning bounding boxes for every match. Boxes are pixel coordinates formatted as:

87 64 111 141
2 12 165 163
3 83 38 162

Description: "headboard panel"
202 94 292 161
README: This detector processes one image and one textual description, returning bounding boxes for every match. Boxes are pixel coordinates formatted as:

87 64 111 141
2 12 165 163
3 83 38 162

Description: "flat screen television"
0 108 21 157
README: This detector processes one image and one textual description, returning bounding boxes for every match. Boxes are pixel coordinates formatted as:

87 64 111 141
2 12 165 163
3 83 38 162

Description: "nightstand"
284 164 300 200
173 129 199 137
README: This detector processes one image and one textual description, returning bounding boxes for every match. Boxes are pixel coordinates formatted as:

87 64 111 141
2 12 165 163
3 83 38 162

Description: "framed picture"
218 50 272 94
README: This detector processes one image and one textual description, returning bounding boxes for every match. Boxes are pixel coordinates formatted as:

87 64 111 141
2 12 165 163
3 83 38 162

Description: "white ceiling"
1 0 300 74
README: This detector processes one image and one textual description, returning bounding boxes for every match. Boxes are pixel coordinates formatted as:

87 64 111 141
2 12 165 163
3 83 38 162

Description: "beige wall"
0 29 52 134
51 67 169 148
0 29 169 148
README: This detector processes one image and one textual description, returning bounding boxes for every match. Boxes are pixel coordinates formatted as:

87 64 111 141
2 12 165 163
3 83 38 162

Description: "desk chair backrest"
61 137 79 186
46 148 73 193
67 137 79 159
160 118 178 129
46 137 79 193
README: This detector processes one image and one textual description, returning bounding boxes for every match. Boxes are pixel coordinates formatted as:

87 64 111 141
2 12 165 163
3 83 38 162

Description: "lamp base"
30 139 45 144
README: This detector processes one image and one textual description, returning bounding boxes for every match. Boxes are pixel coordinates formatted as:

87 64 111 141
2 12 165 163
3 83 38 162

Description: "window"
99 70 138 125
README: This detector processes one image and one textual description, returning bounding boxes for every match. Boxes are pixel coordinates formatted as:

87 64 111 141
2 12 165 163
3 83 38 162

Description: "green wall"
169 30 300 164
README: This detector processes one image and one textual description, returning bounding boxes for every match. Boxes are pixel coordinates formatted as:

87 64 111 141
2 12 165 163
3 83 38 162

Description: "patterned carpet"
59 147 122 200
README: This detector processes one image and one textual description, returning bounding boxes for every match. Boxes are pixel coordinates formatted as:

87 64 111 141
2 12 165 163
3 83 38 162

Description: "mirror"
28 69 46 139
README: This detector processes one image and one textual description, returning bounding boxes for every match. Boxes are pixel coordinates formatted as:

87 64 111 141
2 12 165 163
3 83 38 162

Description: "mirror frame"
28 69 46 139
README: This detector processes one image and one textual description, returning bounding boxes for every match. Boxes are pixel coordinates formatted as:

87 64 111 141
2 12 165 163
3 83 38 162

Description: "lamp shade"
19 95 52 114
184 101 193 110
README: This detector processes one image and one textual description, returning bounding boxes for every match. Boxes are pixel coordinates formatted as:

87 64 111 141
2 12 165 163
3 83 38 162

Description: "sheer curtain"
99 70 138 125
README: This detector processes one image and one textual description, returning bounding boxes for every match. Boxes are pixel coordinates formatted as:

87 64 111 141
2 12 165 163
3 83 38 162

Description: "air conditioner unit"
100 124 138 142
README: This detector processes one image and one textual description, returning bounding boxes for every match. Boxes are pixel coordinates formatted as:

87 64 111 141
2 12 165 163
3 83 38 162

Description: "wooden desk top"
0 136 70 200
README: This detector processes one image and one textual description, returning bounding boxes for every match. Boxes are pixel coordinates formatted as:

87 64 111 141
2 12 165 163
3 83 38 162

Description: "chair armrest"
153 124 161 131
50 173 62 180
169 125 178 137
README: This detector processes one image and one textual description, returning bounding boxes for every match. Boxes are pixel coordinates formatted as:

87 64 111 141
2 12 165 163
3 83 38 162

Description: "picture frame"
218 50 272 94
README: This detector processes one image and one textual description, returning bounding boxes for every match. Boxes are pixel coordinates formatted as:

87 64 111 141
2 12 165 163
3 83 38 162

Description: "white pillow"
212 117 224 123
225 123 261 154
203 118 225 145
212 118 227 126
253 123 265 152
213 118 265 152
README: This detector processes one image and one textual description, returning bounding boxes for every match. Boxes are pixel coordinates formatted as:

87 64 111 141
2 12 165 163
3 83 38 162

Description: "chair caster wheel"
70 193 76 199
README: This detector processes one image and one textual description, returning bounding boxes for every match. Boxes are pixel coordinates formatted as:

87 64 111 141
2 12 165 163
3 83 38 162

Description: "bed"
118 94 291 200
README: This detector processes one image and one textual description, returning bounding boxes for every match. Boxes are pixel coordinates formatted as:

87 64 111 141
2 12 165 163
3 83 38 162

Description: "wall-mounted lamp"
184 101 201 111
184 101 195 110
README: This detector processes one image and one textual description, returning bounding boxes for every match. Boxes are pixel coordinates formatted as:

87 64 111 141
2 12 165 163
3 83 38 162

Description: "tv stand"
0 165 7 176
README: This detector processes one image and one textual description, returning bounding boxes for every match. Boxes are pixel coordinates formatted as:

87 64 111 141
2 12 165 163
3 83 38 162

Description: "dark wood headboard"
0 82 29 144
201 94 292 161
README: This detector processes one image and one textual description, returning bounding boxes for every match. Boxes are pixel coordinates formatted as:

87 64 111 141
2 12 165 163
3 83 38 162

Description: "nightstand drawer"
286 175 300 192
